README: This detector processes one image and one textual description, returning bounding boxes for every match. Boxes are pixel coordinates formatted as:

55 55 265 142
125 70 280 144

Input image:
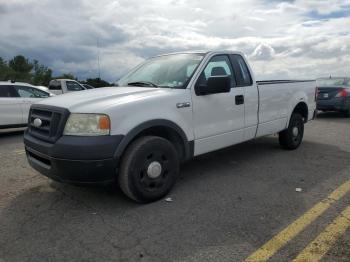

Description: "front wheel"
118 136 179 203
279 113 304 150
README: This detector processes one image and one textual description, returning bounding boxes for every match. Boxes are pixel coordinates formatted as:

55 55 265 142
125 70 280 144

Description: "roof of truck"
153 50 244 58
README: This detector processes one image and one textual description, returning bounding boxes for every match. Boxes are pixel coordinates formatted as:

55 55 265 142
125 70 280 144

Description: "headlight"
63 114 110 136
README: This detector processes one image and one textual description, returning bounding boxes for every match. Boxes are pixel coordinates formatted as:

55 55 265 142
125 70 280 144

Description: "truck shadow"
1 137 350 261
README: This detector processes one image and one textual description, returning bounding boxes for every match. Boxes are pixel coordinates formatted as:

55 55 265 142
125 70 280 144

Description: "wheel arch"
113 119 194 163
287 101 309 128
293 102 308 122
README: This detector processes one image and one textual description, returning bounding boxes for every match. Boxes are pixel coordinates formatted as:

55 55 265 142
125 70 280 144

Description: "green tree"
32 60 52 86
8 55 33 82
54 73 76 80
2 54 110 87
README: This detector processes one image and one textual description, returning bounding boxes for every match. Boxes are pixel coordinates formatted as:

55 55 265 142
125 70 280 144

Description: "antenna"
97 38 101 79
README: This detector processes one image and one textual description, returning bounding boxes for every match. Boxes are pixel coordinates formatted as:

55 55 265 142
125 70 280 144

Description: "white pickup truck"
48 79 87 95
24 51 317 203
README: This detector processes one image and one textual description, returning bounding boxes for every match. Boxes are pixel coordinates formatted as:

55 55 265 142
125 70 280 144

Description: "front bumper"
317 97 349 112
24 131 124 184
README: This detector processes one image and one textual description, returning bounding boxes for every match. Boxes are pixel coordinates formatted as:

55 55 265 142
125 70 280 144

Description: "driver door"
191 54 245 155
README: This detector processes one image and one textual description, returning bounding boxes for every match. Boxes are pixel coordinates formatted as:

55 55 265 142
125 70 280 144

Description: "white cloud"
0 0 349 81
251 43 276 60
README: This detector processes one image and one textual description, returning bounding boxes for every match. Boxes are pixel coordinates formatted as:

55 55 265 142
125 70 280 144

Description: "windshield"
118 53 204 88
317 78 347 87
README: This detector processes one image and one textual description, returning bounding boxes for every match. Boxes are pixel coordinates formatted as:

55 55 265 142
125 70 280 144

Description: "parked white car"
0 82 54 128
24 51 317 203
48 79 87 95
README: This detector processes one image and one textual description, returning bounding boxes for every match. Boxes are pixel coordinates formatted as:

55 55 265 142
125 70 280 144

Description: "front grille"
28 105 69 143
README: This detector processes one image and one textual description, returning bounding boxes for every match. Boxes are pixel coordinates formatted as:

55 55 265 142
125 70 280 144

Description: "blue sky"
0 0 349 82
308 8 350 19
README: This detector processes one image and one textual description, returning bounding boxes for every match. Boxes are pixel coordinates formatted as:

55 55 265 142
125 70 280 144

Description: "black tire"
279 113 304 150
343 104 350 117
118 136 179 203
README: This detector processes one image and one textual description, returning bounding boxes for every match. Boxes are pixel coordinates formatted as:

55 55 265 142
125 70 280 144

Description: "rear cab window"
229 54 253 86
49 80 62 90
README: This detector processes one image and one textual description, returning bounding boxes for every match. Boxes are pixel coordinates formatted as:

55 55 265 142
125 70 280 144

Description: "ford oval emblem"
33 118 42 127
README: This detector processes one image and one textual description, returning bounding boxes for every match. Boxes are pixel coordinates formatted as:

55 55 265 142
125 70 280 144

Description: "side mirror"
195 75 231 96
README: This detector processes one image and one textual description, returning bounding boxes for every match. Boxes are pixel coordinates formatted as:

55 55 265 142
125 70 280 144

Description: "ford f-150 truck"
24 51 317 203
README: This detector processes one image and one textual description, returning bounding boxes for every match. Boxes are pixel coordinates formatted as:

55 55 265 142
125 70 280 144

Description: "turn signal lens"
99 115 110 130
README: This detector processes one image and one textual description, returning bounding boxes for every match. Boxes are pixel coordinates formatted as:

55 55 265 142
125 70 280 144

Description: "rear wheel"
279 113 304 150
118 136 179 203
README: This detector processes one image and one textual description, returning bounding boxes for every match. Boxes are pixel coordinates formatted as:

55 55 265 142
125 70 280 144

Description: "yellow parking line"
16 150 26 155
293 205 350 262
245 179 350 262
13 149 25 155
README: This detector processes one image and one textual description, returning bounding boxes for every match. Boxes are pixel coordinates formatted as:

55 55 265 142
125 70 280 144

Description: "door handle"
235 95 244 105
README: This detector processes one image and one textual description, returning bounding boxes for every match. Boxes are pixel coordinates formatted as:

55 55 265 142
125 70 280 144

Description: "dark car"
316 77 350 117
82 84 95 89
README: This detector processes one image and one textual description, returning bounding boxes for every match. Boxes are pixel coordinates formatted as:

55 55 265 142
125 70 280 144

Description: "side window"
66 81 84 91
0 86 11 97
31 88 49 98
196 55 236 88
230 55 253 86
15 86 49 98
15 86 34 98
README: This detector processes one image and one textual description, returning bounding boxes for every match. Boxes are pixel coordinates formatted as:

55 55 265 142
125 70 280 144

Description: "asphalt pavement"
0 113 349 262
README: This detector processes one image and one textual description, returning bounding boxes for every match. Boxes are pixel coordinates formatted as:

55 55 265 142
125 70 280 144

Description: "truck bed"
256 80 316 137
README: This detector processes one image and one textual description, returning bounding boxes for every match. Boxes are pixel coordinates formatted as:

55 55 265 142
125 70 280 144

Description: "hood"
36 86 175 112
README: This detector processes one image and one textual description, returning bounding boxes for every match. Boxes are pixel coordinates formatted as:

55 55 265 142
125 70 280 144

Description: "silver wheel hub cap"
147 161 162 178
292 127 299 137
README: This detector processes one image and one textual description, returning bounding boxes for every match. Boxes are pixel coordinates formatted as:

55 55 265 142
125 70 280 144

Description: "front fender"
113 119 193 160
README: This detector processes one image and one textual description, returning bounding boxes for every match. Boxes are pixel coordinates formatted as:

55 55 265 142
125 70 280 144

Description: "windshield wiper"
127 81 158 87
